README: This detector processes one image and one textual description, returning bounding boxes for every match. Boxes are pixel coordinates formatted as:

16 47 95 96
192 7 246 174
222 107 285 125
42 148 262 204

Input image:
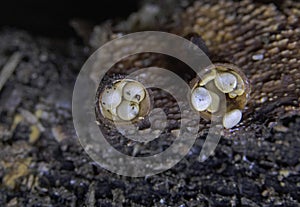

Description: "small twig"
0 52 22 92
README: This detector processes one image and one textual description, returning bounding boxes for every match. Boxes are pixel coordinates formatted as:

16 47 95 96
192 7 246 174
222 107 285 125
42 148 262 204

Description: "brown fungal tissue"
96 0 300 134
179 0 300 134
93 0 300 148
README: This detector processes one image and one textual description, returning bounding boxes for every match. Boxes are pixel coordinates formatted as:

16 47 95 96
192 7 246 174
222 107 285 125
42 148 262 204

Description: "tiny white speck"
252 54 264 61
260 97 267 103
159 199 165 204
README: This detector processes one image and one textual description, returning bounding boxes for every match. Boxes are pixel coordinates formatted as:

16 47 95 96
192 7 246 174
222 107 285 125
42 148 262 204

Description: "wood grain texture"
177 0 300 136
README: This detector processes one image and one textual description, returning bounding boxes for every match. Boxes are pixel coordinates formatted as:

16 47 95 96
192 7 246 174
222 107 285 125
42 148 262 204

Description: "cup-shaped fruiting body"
97 79 151 124
190 63 250 129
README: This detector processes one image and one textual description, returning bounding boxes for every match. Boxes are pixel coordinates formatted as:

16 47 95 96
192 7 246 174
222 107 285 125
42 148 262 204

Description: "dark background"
0 0 139 37
0 0 299 206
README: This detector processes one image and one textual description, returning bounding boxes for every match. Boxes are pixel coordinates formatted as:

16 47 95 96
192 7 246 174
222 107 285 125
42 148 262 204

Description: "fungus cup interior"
96 79 152 126
190 63 250 121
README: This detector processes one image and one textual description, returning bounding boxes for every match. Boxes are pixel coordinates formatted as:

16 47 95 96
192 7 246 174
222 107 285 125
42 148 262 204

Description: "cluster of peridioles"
99 79 150 122
190 63 250 129
99 63 250 129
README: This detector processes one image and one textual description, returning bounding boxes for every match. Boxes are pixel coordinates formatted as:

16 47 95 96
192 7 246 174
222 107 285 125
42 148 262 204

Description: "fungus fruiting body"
98 79 150 123
190 63 250 129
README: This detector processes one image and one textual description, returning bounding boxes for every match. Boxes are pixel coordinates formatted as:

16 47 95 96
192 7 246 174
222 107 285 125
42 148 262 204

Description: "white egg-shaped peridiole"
199 69 217 86
114 80 128 93
117 100 140 121
222 109 242 129
207 90 220 113
191 87 212 111
214 72 237 93
101 87 122 112
123 81 146 103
